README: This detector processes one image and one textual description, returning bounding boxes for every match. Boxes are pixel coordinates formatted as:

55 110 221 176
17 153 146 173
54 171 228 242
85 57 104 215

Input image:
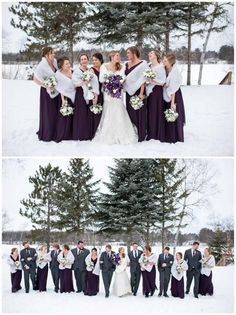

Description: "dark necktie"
135 251 137 258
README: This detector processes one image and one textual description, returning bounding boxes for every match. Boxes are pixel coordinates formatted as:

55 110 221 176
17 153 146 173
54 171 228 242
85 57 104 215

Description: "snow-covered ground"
2 64 234 85
1 244 234 313
2 79 233 157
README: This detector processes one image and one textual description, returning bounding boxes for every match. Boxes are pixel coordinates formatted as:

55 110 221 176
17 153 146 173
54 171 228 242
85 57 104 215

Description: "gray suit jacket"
158 253 174 273
71 247 90 271
128 250 143 273
50 249 61 270
184 248 202 271
99 251 116 272
20 247 37 271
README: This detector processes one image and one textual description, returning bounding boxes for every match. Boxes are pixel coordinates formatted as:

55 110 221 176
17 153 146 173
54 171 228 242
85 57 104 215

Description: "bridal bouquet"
59 257 67 266
86 260 95 271
43 76 57 95
90 103 103 114
164 108 179 122
103 74 124 99
130 95 144 110
143 68 156 84
111 253 121 265
139 255 149 271
60 98 74 116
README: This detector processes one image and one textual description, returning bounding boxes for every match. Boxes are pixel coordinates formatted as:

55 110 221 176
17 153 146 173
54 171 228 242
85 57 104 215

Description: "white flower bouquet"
86 261 95 272
15 261 20 267
164 108 179 122
176 261 184 274
43 76 57 94
90 103 103 114
59 258 67 266
143 68 156 84
130 95 144 110
60 98 74 116
81 70 94 100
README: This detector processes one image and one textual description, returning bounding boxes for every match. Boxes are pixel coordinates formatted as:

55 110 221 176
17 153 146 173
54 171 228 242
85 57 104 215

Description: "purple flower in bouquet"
103 74 124 99
111 253 121 265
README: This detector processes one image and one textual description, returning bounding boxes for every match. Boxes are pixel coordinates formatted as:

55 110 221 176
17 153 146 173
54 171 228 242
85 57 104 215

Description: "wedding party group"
33 46 185 145
7 241 215 299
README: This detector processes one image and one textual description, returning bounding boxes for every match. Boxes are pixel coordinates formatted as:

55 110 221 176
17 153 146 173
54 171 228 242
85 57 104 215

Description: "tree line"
9 2 232 85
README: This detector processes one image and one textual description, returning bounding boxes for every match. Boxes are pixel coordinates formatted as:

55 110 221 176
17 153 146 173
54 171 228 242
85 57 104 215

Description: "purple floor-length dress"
36 264 48 292
11 270 22 292
85 258 99 296
37 87 60 142
141 266 156 296
171 276 185 299
147 85 165 141
199 272 214 296
90 67 103 139
125 62 147 142
55 97 73 142
73 84 91 141
164 88 185 143
60 269 74 293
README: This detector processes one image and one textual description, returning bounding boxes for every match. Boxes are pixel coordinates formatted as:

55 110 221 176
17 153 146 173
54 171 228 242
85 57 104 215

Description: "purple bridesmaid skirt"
164 88 185 143
199 272 213 296
73 87 91 141
171 276 185 299
55 97 73 142
37 87 59 141
85 271 99 296
147 85 165 142
141 266 156 295
60 269 74 293
126 88 147 142
36 265 48 292
11 270 22 292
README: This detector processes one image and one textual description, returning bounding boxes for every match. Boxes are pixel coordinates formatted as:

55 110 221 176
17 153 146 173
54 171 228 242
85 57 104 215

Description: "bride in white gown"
93 51 138 145
113 247 132 297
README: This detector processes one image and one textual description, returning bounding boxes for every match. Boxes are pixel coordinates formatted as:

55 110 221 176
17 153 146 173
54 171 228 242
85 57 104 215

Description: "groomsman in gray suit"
158 246 174 297
20 241 37 293
99 244 116 298
50 244 61 293
71 241 90 293
128 242 143 296
184 241 202 298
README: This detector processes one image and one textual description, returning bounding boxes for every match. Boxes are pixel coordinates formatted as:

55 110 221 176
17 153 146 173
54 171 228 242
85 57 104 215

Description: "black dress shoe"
164 293 169 297
158 293 162 297
194 295 199 298
133 292 137 296
145 293 149 298
105 293 109 298
185 291 189 294
151 290 155 296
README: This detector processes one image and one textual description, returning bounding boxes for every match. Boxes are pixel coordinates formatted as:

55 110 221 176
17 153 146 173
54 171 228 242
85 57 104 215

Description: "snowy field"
2 79 234 157
1 244 234 314
2 63 234 85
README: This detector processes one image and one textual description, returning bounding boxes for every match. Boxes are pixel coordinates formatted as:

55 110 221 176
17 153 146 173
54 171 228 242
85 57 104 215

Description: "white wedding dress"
113 255 132 297
93 64 138 145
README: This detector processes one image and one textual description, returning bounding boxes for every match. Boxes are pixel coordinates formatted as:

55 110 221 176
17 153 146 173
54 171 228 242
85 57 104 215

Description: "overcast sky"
2 158 234 234
2 1 234 54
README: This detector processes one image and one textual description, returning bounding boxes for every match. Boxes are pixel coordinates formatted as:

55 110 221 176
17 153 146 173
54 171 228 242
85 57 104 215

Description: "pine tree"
19 164 63 250
97 159 161 247
55 159 100 239
152 159 186 252
208 226 228 264
9 2 86 63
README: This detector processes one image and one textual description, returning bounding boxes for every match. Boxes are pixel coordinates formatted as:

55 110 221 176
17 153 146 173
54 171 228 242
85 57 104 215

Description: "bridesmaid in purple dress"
85 248 100 296
55 57 75 142
90 53 104 138
7 248 22 293
171 252 188 299
58 244 75 293
72 54 99 141
199 248 215 296
124 47 148 142
139 245 157 298
146 50 166 142
34 47 60 141
163 53 186 143
36 244 50 292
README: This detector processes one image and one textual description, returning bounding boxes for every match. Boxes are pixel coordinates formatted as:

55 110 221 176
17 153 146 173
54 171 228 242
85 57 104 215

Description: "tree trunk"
47 203 51 252
165 14 170 52
198 3 218 85
187 6 192 86
69 24 74 65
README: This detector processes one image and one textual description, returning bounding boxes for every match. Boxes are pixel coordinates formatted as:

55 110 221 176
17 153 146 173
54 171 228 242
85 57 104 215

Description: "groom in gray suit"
184 241 202 298
128 242 143 296
99 244 116 298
